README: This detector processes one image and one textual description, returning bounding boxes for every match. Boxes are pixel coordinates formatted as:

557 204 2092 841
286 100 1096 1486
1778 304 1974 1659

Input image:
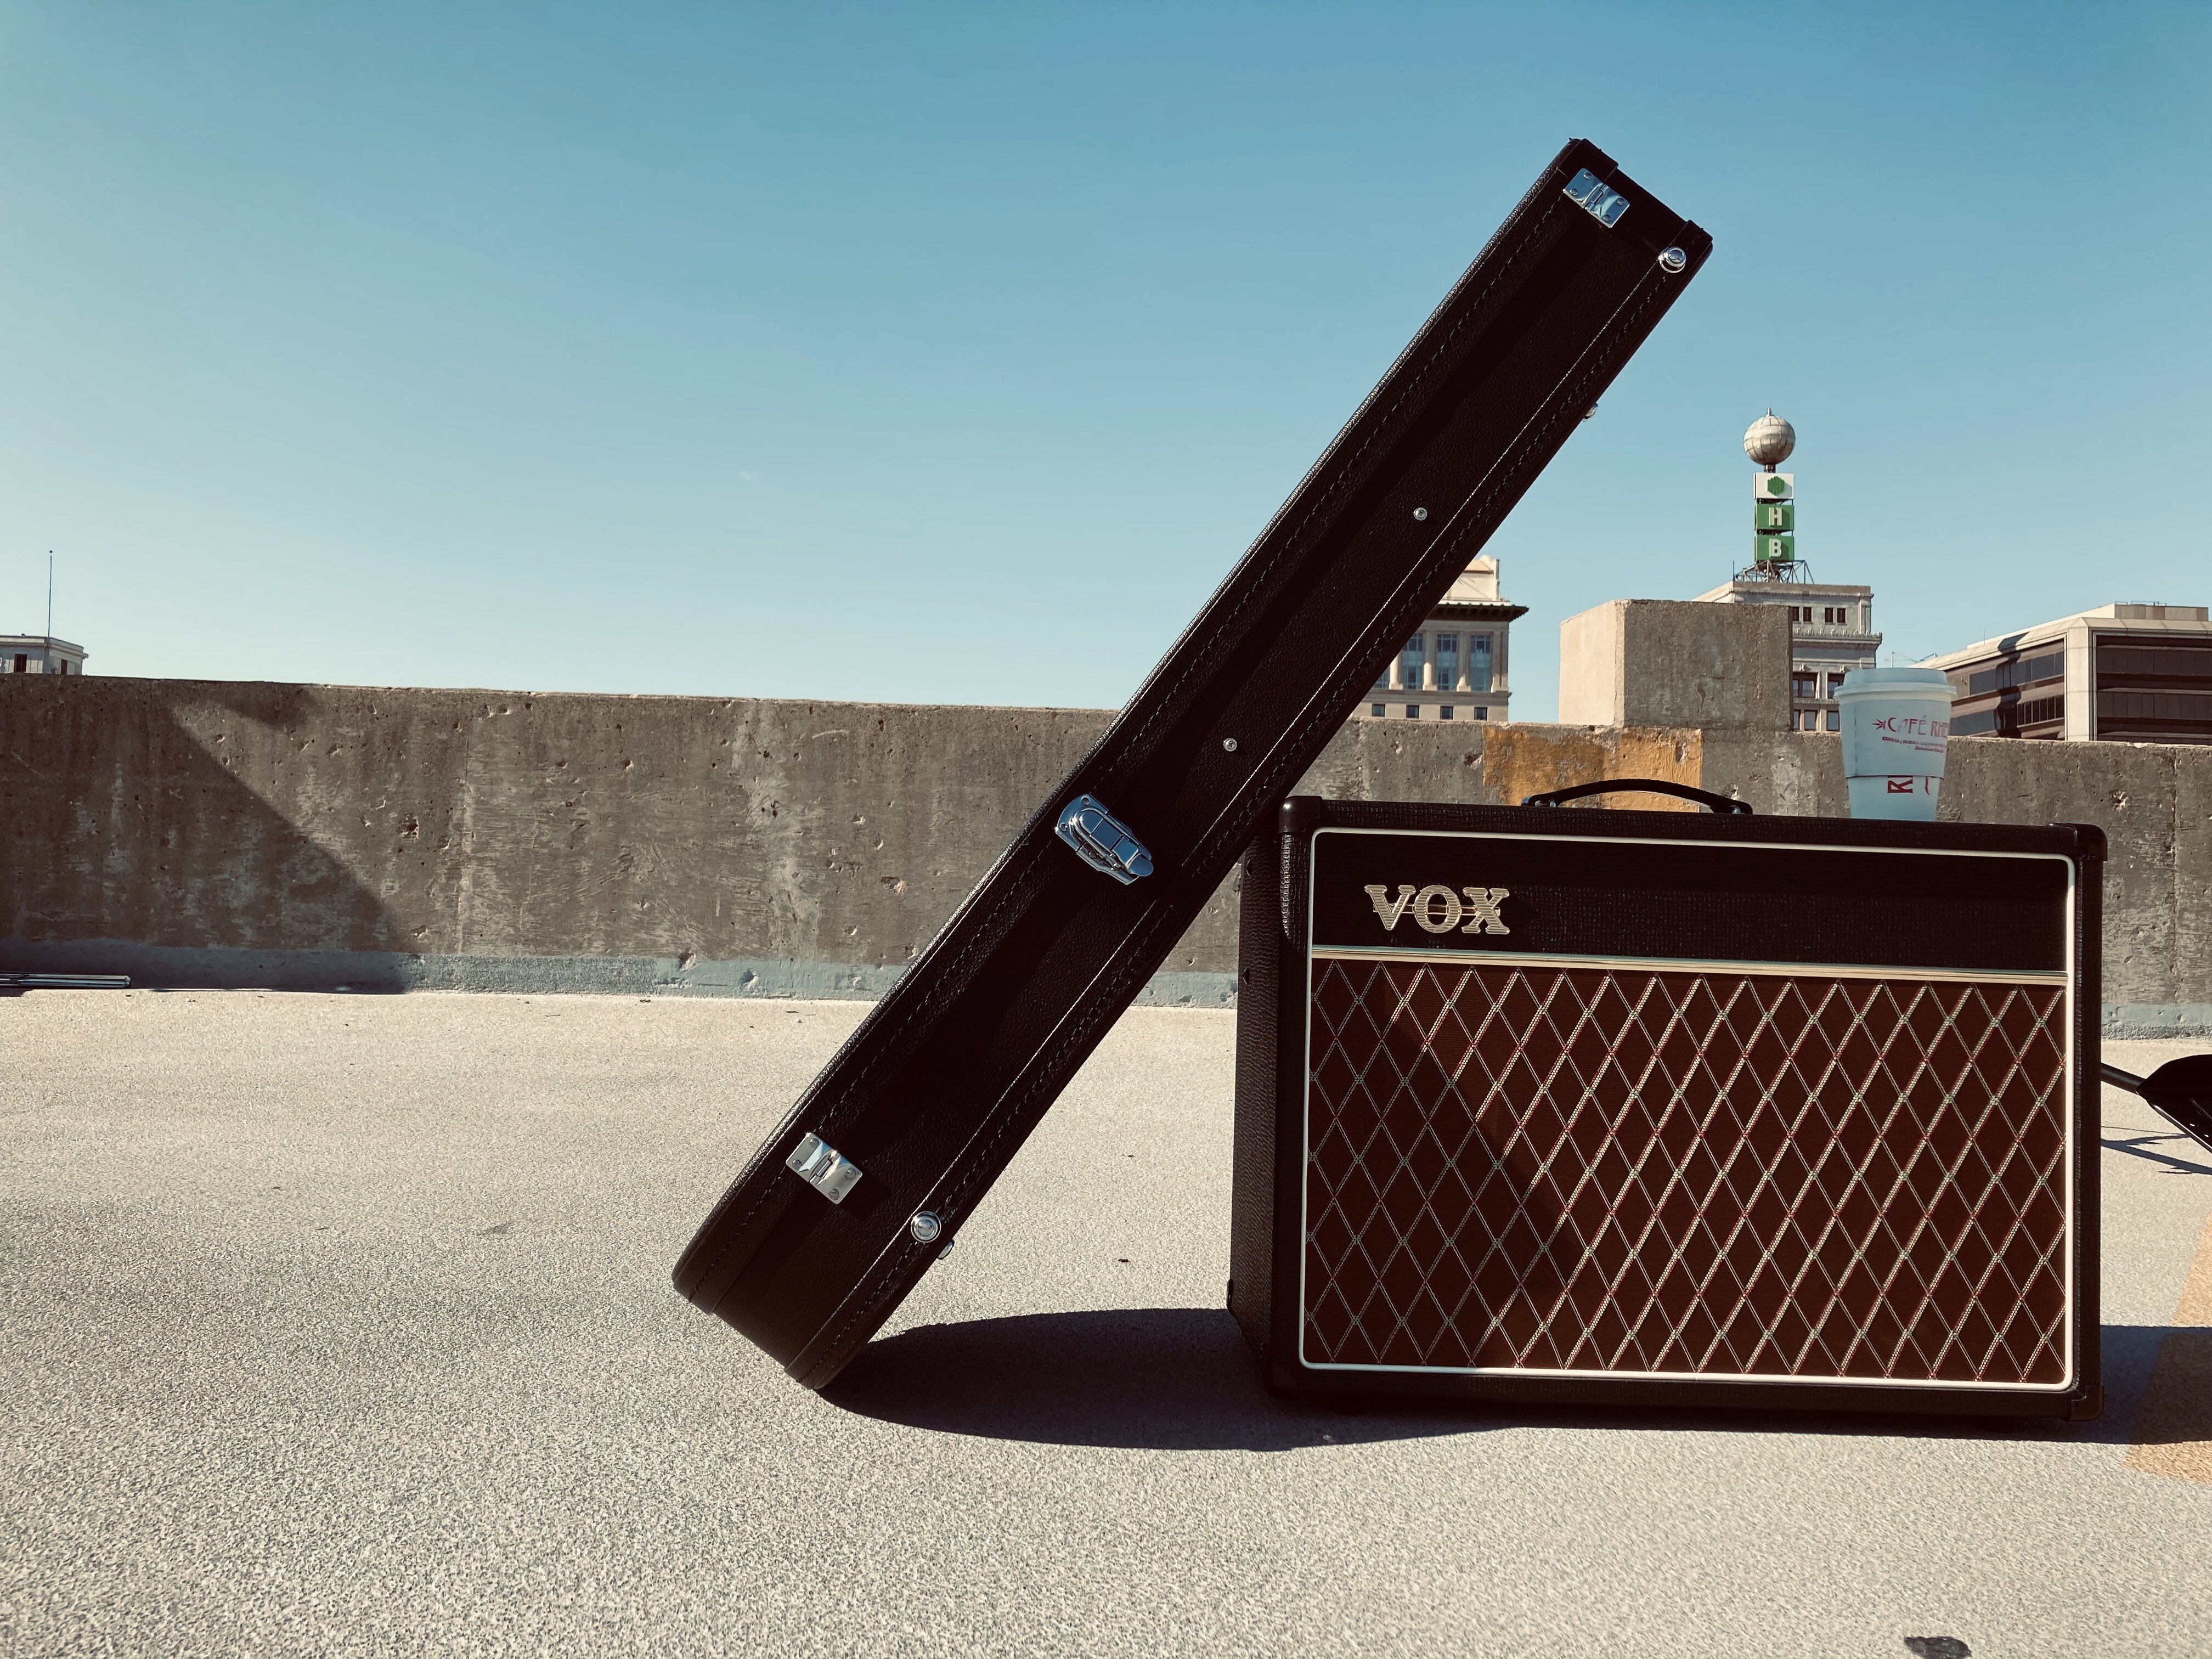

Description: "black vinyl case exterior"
1232 797 2105 1420
675 139 1712 1389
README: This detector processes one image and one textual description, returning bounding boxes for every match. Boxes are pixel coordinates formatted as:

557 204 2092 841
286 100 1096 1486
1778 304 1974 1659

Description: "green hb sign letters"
1754 533 1794 563
1754 502 1795 532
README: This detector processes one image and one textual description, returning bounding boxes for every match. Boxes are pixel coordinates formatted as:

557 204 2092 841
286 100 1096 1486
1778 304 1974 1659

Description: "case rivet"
1412 507 1429 521
1222 738 1238 753
910 1211 944 1244
1658 246 1688 274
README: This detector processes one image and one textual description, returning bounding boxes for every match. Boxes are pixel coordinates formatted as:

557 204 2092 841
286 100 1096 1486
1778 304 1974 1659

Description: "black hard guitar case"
674 139 1713 1388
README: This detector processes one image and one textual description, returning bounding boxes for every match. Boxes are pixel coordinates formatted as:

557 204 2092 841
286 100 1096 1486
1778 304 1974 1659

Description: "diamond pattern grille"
1302 959 2072 1384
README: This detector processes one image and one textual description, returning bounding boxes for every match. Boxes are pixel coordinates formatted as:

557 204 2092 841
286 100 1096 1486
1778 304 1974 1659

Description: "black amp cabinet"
1230 797 2104 1419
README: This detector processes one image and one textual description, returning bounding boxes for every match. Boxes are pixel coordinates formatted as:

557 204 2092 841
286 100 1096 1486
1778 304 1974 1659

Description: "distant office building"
1695 577 1880 732
1353 556 1527 724
1922 603 2212 744
2 635 86 676
1695 411 1882 732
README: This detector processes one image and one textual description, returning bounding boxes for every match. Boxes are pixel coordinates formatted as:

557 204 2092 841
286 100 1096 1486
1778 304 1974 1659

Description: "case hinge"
1563 167 1630 228
786 1133 862 1203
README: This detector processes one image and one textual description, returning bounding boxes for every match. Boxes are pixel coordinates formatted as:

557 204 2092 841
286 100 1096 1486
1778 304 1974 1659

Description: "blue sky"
3 2 2205 718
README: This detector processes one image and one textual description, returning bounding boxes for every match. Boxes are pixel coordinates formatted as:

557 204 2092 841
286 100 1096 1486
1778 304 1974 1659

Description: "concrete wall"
1695 728 2211 1033
2 676 2205 1031
1558 599 1792 730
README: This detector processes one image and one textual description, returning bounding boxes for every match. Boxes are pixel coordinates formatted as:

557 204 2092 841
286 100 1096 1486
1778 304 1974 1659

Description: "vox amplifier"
1229 793 2104 1419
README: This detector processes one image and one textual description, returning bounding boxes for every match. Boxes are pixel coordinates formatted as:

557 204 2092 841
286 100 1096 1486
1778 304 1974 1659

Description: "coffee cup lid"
1837 666 1953 693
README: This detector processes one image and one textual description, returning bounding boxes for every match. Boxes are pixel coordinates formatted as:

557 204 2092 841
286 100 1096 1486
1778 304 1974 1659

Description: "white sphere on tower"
1743 410 1795 468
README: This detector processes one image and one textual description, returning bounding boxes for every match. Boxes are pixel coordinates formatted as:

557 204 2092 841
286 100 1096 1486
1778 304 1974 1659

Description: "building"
1695 411 1881 732
1695 578 1880 731
2 635 86 676
1921 603 2212 744
1352 555 1526 723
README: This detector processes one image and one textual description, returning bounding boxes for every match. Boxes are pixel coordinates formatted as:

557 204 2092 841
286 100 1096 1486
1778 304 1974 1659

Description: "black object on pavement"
2101 1057 2212 1156
675 139 1712 1390
1232 796 2106 1420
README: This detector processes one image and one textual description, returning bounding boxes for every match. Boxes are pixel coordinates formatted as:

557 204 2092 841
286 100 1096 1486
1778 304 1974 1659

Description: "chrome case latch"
1055 794 1155 884
786 1133 863 1203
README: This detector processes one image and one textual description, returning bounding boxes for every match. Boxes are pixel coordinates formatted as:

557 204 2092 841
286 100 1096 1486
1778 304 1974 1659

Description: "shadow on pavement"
2100 1125 2212 1177
828 1307 2183 1452
827 1307 1464 1452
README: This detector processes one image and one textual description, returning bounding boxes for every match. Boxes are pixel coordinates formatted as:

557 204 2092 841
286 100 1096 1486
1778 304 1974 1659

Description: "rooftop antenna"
1738 412 1805 583
47 552 53 639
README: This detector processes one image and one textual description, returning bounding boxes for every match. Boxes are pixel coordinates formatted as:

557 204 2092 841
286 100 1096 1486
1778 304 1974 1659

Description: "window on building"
1954 696 2067 738
1825 709 1840 731
1468 633 1493 691
2092 637 2212 741
1400 636 1424 692
1822 606 1850 626
1435 633 1458 691
1825 672 1848 697
1473 707 1489 720
1440 704 1454 720
55 661 67 675
1370 703 1386 718
1404 704 1420 719
10 654 22 674
1791 672 1818 699
1965 651 2066 698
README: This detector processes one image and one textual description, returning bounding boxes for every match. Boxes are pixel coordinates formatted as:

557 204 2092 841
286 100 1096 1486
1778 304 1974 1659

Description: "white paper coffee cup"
1835 666 1954 821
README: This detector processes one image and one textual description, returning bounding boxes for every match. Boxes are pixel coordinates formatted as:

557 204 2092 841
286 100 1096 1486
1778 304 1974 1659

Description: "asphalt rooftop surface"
5 990 2210 1658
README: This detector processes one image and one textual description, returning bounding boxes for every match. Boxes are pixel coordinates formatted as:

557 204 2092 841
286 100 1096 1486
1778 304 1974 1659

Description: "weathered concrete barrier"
2 676 2205 1031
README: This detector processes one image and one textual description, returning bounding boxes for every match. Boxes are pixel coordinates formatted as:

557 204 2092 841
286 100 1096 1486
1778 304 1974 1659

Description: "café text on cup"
1871 714 1948 740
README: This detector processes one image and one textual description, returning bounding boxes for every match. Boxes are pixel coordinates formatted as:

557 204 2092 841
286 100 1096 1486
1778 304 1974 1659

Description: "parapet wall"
3 677 2205 1031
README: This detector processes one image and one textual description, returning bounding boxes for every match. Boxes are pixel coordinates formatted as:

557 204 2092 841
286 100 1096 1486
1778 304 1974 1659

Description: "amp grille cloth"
1302 961 2070 1383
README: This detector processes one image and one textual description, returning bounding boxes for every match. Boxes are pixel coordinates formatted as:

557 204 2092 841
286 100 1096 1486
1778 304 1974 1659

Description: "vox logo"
1363 883 1510 936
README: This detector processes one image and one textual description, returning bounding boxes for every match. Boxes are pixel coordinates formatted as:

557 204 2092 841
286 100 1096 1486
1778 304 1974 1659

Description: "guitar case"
673 138 1713 1389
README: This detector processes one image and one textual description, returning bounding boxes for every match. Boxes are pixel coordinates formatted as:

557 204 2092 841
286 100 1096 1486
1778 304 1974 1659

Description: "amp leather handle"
1520 777 1752 815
